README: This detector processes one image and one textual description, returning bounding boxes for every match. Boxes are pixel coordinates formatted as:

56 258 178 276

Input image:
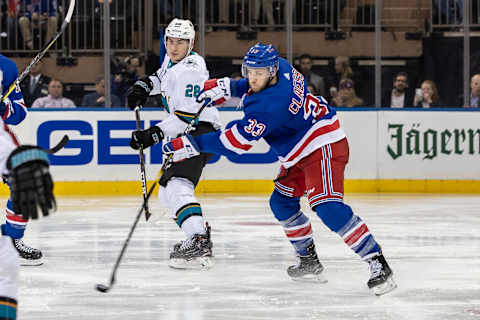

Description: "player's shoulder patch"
182 55 203 71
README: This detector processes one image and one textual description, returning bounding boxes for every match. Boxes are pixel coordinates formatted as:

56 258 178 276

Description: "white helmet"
164 18 195 56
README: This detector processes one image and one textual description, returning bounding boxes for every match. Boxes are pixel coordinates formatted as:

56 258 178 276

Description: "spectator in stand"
331 78 364 107
253 0 275 30
457 73 480 108
111 55 140 107
413 80 444 108
31 79 76 108
81 75 122 107
19 59 50 107
298 53 327 97
328 56 355 101
434 0 463 25
381 72 415 108
18 0 57 49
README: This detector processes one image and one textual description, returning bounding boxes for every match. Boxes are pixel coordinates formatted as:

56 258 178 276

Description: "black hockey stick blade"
44 135 70 154
95 182 157 293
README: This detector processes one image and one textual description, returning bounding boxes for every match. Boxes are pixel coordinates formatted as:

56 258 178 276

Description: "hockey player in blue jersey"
0 54 56 319
1 54 44 266
130 43 397 295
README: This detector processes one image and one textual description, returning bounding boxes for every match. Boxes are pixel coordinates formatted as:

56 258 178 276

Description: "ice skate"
367 253 397 295
169 224 213 270
287 243 327 283
12 238 43 266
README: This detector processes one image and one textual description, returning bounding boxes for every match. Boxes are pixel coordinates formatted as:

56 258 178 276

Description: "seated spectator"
253 0 275 31
111 55 140 107
19 60 50 107
457 73 480 107
81 75 122 107
328 56 355 101
381 72 415 108
32 79 76 108
434 0 463 25
18 0 57 49
413 80 444 108
331 79 364 107
298 53 327 97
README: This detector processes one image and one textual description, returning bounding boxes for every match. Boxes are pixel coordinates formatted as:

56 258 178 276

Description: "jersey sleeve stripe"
219 124 253 154
278 116 346 168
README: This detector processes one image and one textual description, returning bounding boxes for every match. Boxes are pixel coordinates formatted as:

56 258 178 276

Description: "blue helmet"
241 43 279 78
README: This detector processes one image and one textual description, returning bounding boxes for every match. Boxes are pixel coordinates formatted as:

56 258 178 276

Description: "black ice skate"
12 238 43 266
287 243 327 283
169 224 213 270
366 253 397 295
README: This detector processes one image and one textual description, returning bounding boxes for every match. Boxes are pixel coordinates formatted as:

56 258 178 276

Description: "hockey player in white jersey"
0 56 56 320
127 18 221 269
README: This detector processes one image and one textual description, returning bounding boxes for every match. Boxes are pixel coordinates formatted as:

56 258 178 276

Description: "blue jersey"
0 54 27 125
194 57 345 168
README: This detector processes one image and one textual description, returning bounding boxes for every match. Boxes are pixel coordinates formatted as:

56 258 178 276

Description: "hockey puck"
95 284 110 293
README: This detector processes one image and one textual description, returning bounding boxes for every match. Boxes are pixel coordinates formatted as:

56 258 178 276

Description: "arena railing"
0 0 143 54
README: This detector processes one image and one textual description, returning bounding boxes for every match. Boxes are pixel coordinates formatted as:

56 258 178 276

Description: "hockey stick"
160 98 212 172
95 181 158 293
134 106 152 221
44 134 70 154
0 0 76 103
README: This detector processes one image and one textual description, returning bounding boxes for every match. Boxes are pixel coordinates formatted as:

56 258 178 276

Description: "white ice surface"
2 194 480 320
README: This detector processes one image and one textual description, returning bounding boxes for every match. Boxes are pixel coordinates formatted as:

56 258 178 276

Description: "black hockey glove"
6 146 56 220
126 77 154 110
130 126 164 150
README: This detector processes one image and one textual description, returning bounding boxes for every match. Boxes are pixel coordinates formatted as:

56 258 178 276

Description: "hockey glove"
126 77 154 110
162 135 200 163
6 146 56 220
130 126 164 150
196 77 231 106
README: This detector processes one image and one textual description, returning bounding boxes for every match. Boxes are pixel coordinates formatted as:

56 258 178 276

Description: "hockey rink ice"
5 193 480 320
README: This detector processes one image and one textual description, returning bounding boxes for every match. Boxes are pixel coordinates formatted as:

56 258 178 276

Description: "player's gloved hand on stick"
196 77 231 106
126 77 154 110
162 135 200 163
6 146 56 220
130 126 164 150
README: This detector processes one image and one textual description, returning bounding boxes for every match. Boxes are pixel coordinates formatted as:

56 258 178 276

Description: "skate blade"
371 276 397 296
20 258 43 267
169 256 213 270
290 273 328 283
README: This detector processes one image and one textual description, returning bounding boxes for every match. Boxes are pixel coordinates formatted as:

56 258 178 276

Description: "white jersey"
0 121 17 175
149 53 221 138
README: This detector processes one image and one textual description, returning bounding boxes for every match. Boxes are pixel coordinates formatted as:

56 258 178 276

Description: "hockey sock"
175 203 204 238
315 202 380 260
181 215 205 238
338 215 381 260
280 210 313 256
4 200 26 239
0 296 17 319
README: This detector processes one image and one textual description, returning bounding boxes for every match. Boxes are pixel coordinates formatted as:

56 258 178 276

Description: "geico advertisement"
10 109 480 181
11 110 280 181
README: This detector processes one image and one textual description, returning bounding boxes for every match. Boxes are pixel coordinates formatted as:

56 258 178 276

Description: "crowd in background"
18 52 480 109
2 0 479 109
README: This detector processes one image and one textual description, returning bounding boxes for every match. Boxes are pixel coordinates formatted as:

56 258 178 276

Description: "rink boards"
2 107 480 195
